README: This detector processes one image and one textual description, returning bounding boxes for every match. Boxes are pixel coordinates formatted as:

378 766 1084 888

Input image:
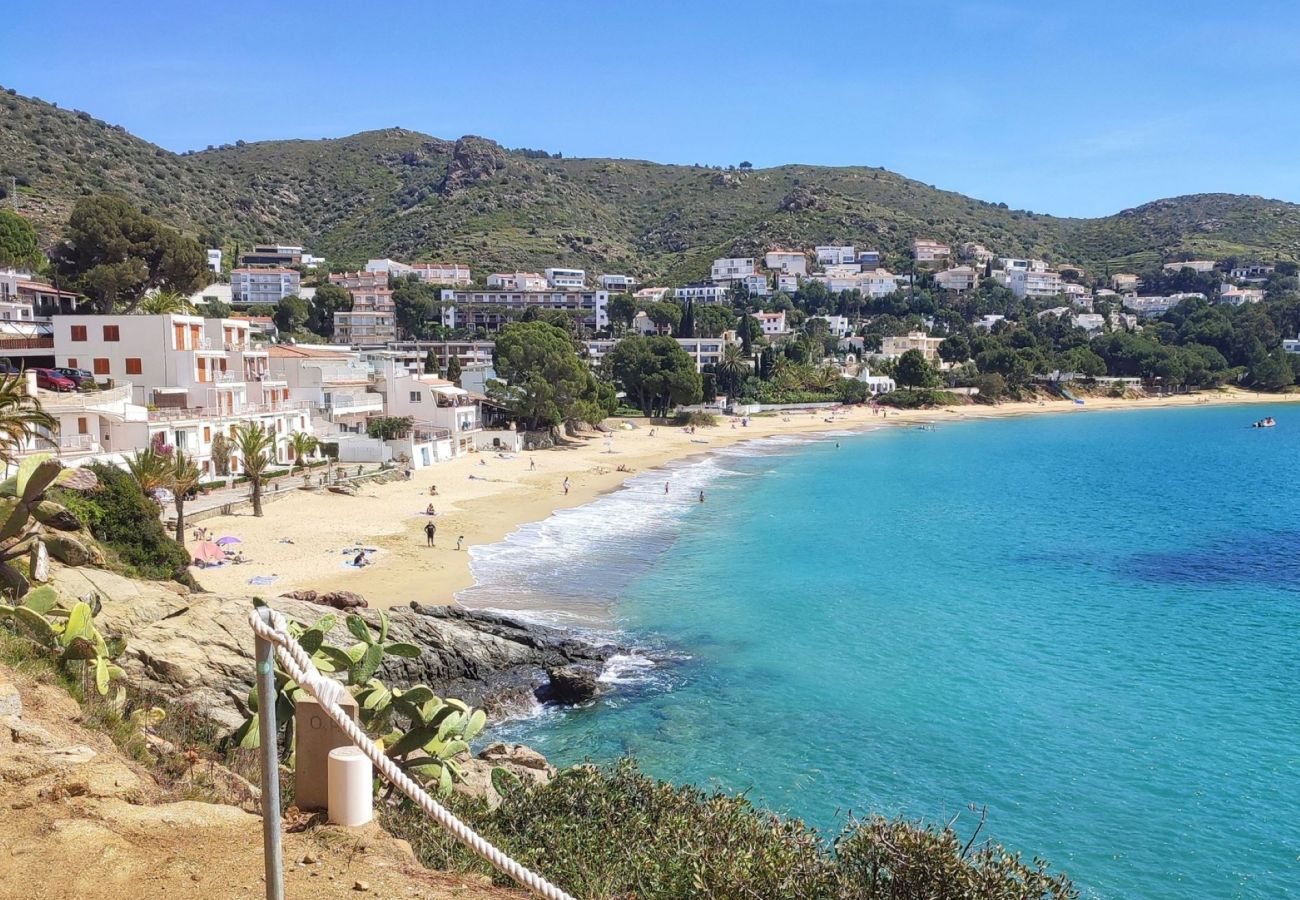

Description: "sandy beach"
190 388 1300 607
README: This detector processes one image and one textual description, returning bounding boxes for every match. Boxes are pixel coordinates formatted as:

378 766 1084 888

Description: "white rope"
249 608 576 900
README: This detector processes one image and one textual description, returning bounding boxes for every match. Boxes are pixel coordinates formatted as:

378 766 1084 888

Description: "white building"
1122 293 1205 317
1230 264 1274 283
231 268 300 306
764 250 808 275
934 266 978 292
960 243 994 265
822 263 863 278
1008 269 1064 299
376 361 485 464
1000 257 1050 274
334 288 397 345
586 335 735 373
410 263 472 285
206 249 222 273
1284 334 1300 355
976 314 1006 330
808 315 853 337
710 258 757 283
545 268 587 290
741 272 771 297
776 273 799 294
600 274 637 292
1111 273 1140 292
487 272 548 291
45 314 309 477
268 344 384 456
754 311 787 336
365 258 415 278
815 246 855 266
854 367 895 395
438 289 608 332
1162 260 1216 274
633 287 670 304
674 283 732 304
819 269 901 297
1219 285 1265 306
913 239 950 263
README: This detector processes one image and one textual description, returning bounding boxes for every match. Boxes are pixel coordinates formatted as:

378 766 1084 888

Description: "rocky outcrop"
50 565 616 732
45 533 104 567
540 665 602 705
280 589 367 610
435 136 506 196
456 742 556 809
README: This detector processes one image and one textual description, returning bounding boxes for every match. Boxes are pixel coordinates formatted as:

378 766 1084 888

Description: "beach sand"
191 389 1298 607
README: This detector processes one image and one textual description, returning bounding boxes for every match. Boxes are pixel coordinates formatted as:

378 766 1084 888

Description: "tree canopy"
392 275 440 339
307 282 352 338
608 335 704 417
0 210 43 272
491 321 614 432
53 195 209 313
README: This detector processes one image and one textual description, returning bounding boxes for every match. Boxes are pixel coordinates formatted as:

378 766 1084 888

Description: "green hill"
3 85 1299 280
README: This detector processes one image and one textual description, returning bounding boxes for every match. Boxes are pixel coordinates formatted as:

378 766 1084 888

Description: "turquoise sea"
461 405 1300 899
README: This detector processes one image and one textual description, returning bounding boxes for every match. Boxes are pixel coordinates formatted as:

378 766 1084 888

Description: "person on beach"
424 521 436 547
426 504 436 516
665 481 670 494
456 535 464 551
530 458 536 471
699 490 705 503
562 477 570 495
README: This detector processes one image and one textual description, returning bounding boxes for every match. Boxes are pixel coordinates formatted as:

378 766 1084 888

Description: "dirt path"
0 663 518 900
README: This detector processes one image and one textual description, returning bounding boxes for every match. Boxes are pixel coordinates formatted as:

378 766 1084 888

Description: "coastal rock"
279 590 368 610
33 500 84 532
456 743 555 809
29 540 49 584
72 564 615 732
540 665 602 705
44 534 102 568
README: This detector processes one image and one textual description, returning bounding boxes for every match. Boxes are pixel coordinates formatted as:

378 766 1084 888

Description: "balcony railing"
58 434 99 452
147 399 309 422
38 384 134 409
0 336 54 349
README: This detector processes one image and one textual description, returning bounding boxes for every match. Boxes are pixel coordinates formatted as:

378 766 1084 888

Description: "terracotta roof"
266 345 351 359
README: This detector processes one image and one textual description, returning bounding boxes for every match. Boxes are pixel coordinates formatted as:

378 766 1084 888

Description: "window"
70 325 87 342
203 426 211 442
92 359 109 375
125 358 142 375
409 391 422 403
66 358 78 369
77 417 88 435
103 325 120 341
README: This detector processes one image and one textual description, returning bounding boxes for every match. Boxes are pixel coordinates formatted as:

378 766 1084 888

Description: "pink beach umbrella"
192 541 225 564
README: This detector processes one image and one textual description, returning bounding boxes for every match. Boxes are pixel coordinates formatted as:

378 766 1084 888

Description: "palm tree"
168 450 202 545
125 447 171 497
716 344 746 398
287 430 318 475
0 373 56 469
233 422 276 517
138 290 196 316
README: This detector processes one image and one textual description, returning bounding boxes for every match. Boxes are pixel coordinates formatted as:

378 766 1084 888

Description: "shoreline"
192 388 1300 607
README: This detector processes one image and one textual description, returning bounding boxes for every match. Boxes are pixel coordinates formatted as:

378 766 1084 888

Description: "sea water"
462 406 1300 899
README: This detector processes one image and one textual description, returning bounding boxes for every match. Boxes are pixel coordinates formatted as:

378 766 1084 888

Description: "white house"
206 249 222 273
854 367 896 395
1122 293 1205 317
1219 285 1265 306
600 274 637 292
487 272 548 291
231 268 300 306
815 246 855 266
1008 270 1064 298
634 287 670 303
1230 264 1274 283
754 311 787 336
1001 257 1050 274
764 250 808 275
809 315 853 338
710 258 757 283
934 266 978 292
674 283 731 304
913 239 950 263
1162 260 1216 274
545 268 586 290
376 361 486 464
741 273 771 297
976 314 1006 330
1111 273 1140 292
776 273 799 294
819 269 901 297
410 263 472 285
878 331 943 362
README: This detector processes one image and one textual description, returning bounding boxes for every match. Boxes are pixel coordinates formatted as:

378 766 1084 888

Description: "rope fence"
249 607 576 900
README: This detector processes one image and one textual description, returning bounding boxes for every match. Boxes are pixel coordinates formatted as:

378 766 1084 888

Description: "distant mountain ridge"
3 85 1299 281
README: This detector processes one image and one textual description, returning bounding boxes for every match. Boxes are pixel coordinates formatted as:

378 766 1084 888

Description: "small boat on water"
1252 417 1277 428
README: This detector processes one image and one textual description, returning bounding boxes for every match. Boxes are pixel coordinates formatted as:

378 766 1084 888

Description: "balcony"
37 383 134 411
0 335 54 350
147 400 308 422
57 433 100 453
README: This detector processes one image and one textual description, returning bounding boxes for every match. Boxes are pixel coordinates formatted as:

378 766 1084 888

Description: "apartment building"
487 272 548 291
815 246 855 266
674 283 732 304
1008 269 1064 299
437 289 609 332
268 344 383 446
334 288 397 345
545 268 586 289
46 314 307 476
586 336 734 373
710 258 757 283
764 250 808 275
329 270 389 291
231 267 300 306
377 341 496 373
410 263 472 285
934 266 978 292
376 361 485 461
878 331 944 362
239 244 324 268
913 239 950 263
0 271 80 316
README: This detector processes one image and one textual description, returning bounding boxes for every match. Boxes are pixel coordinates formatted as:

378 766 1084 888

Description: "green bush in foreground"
77 463 191 581
384 759 1076 899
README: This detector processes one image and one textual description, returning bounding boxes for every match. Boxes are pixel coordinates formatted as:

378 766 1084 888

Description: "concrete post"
294 693 360 811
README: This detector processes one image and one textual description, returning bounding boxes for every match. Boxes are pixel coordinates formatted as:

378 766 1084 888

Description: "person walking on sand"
456 535 464 551
562 477 570 496
424 520 436 547
530 457 536 471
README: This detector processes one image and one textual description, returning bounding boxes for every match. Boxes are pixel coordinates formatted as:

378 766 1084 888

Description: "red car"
33 368 76 392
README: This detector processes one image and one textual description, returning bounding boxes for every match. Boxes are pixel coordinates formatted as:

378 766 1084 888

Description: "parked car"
55 367 95 388
0 361 19 375
33 368 76 392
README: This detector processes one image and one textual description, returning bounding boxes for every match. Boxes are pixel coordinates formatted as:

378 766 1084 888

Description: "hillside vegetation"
3 86 1300 280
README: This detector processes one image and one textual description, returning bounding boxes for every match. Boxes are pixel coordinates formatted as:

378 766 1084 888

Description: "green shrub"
386 760 1076 899
876 389 965 409
81 463 192 581
674 410 718 427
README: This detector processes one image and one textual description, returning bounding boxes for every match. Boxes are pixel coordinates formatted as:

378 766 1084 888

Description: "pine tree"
446 355 462 385
424 349 440 376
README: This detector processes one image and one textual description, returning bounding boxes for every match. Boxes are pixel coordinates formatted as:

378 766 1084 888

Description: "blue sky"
4 0 1299 218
